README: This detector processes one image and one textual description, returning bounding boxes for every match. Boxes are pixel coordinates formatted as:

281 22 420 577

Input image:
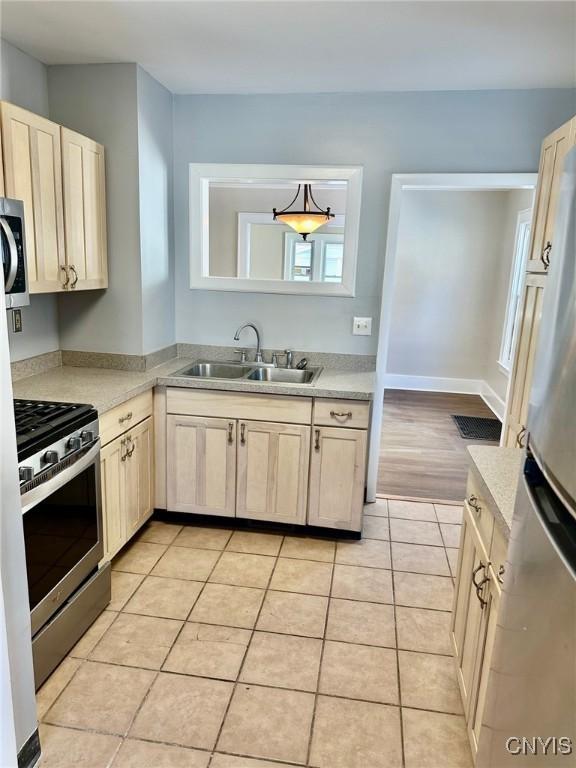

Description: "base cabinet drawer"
100 390 153 447
308 426 366 531
313 398 370 429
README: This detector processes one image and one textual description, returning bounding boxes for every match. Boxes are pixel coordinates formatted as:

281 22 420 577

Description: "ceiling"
1 1 575 95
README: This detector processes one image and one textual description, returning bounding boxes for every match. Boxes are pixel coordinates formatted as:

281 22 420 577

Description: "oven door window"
24 463 99 611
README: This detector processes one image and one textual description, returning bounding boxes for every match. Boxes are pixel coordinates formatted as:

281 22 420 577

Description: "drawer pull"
330 410 352 419
240 423 246 445
119 411 133 424
227 422 234 444
468 494 481 514
314 429 321 451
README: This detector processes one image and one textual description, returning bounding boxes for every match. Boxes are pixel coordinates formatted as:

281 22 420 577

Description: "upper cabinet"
0 101 108 293
526 116 576 273
61 128 108 290
0 102 66 292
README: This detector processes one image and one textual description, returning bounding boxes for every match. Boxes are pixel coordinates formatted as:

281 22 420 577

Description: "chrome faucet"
234 323 263 363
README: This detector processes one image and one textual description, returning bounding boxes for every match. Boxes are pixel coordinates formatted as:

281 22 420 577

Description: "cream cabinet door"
167 415 236 517
124 417 154 537
100 434 127 561
527 117 576 273
61 127 108 290
237 420 310 525
502 274 546 447
308 426 366 531
0 101 66 292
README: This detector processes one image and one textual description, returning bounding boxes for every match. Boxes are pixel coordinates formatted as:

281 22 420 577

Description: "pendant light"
273 184 335 240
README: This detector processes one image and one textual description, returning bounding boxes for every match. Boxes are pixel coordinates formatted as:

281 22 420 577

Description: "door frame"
366 172 537 501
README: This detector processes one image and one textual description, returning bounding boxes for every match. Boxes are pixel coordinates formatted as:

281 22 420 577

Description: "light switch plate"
352 316 372 336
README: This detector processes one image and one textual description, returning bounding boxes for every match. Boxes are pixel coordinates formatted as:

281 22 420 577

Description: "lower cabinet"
308 426 366 531
101 415 154 561
237 420 310 525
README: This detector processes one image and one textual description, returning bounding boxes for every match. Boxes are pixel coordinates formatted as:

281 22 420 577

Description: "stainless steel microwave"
1 197 29 309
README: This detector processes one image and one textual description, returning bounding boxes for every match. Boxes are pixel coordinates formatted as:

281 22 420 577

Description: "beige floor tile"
396 606 453 655
331 564 393 604
112 541 168 574
362 516 390 540
256 590 328 637
137 520 183 545
393 571 454 611
364 498 389 516
39 724 121 768
211 755 300 768
326 599 396 647
389 518 443 546
391 542 450 576
319 641 399 704
218 684 315 764
336 539 391 569
36 658 82 720
399 650 463 714
226 530 283 556
130 672 233 749
441 523 463 548
240 631 322 691
280 536 336 562
209 552 275 589
163 622 250 680
44 660 155 735
189 583 264 628
403 708 472 768
90 612 182 669
173 526 232 550
123 575 202 620
269 558 332 595
151 546 220 581
69 609 118 658
309 696 402 768
388 500 436 522
447 547 460 576
109 571 145 612
434 504 464 525
112 738 210 768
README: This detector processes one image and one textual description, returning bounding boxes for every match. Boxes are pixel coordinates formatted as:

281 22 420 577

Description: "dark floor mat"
451 415 501 441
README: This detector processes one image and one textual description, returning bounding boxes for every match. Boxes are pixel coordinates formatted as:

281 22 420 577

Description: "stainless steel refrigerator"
478 147 576 765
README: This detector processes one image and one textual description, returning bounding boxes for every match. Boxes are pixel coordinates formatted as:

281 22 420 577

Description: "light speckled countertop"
468 445 524 537
13 358 375 414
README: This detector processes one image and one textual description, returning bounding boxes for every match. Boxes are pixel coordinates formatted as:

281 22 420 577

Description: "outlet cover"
352 316 372 336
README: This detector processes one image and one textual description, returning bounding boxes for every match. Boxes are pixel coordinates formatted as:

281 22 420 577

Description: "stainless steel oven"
1 197 29 309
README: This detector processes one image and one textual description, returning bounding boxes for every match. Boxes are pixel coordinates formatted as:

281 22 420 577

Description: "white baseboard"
383 374 505 421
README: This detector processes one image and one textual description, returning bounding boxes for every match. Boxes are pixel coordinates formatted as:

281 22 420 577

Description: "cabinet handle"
468 494 481 514
60 265 70 289
126 436 135 458
69 264 79 288
240 423 246 445
516 426 527 448
472 562 489 609
541 241 551 270
330 410 352 419
119 411 133 424
120 437 128 462
227 422 234 444
496 564 505 584
314 428 321 451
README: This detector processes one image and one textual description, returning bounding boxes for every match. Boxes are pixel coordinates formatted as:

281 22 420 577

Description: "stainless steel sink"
247 367 318 384
175 362 252 379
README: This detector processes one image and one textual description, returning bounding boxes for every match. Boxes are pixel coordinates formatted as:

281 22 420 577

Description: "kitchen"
1 2 575 767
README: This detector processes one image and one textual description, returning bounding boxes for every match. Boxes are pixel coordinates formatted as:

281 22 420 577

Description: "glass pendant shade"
273 184 335 240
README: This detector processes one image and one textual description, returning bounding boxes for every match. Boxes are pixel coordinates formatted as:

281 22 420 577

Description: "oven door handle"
20 440 101 514
1 216 19 293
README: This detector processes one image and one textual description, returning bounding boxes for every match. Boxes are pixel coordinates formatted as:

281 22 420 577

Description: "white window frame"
498 208 533 372
282 216 345 282
189 163 362 296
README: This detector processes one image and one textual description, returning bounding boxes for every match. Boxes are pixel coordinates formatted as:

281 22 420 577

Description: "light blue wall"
173 88 576 354
137 67 175 354
48 64 144 354
1 39 60 362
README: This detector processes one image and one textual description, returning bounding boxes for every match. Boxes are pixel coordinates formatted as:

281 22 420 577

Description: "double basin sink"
174 360 323 385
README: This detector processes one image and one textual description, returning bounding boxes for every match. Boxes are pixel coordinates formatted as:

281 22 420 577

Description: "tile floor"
36 497 472 768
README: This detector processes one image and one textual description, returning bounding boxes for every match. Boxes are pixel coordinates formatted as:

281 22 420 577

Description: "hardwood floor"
377 390 499 502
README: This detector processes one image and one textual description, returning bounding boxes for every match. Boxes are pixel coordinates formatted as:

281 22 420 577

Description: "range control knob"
19 466 34 483
42 450 59 466
66 436 82 452
80 430 95 444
